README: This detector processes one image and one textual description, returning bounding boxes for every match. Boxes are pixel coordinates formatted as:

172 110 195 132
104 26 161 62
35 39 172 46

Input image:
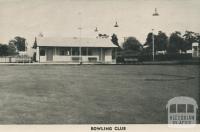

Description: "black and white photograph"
0 0 199 131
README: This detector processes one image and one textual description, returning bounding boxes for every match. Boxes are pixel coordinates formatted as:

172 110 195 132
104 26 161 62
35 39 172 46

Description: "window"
81 48 87 56
40 49 45 56
88 48 93 56
60 49 65 55
72 47 80 56
170 104 176 113
187 104 194 113
177 104 186 113
59 48 71 56
65 48 71 56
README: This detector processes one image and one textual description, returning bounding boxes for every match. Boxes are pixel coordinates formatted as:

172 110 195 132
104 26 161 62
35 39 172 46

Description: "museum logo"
166 96 198 128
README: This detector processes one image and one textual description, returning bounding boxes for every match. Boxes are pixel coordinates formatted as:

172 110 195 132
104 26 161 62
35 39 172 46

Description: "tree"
144 32 153 47
9 36 26 51
195 33 200 43
155 31 168 51
143 32 154 55
122 37 142 51
7 43 17 55
183 31 197 50
120 37 143 59
111 34 119 47
32 37 37 49
144 31 168 52
168 31 184 53
0 43 17 56
0 44 8 56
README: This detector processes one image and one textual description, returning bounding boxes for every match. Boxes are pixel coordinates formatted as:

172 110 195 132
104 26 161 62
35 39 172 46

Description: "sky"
0 0 200 46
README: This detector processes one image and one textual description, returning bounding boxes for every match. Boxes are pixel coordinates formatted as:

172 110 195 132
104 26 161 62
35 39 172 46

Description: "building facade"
36 37 118 64
192 42 200 57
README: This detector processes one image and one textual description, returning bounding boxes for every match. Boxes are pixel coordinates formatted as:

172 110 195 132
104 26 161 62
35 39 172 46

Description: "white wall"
37 47 47 62
36 47 40 62
40 56 46 62
53 56 99 62
53 56 71 62
192 43 199 57
104 48 112 62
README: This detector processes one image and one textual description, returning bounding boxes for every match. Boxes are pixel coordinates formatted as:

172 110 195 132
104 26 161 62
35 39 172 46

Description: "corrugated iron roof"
37 37 118 48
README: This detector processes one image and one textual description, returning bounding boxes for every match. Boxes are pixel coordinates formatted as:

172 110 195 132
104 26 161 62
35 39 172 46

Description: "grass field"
0 65 199 124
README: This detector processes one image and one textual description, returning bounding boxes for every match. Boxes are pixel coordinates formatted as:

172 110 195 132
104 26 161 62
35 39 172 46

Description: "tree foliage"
156 31 168 51
111 34 119 47
144 32 153 47
9 36 26 51
144 30 200 54
0 43 17 56
32 37 37 49
195 33 200 43
168 31 184 53
7 43 17 55
183 31 197 50
0 44 8 56
168 31 198 53
122 37 142 51
144 31 168 51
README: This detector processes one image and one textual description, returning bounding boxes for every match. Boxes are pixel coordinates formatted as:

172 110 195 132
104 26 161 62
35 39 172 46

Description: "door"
46 48 53 61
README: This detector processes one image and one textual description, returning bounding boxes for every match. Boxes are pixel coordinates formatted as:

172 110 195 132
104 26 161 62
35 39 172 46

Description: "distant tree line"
144 30 200 54
0 36 26 56
0 43 17 56
112 30 200 62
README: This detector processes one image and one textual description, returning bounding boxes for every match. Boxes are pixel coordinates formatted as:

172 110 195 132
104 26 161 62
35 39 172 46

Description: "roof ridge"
37 37 117 48
38 37 110 40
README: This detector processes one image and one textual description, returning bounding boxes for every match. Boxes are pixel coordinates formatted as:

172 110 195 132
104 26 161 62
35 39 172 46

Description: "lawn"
0 65 199 124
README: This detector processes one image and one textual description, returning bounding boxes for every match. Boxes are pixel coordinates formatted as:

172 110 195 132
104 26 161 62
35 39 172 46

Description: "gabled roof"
37 37 118 48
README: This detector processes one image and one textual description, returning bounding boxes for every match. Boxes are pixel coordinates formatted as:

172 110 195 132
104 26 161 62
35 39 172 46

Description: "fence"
0 56 32 63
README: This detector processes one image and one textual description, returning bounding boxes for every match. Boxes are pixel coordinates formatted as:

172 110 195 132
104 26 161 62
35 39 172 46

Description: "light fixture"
94 27 98 32
153 8 159 16
114 21 119 27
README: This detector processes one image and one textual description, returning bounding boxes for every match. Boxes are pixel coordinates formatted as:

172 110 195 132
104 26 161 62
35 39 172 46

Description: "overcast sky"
0 0 200 46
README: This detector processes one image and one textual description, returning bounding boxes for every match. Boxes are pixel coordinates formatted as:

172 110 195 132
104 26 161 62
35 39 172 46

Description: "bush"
140 53 192 61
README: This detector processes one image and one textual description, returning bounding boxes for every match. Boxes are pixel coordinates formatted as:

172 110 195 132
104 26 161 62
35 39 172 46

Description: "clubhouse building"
36 37 118 64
